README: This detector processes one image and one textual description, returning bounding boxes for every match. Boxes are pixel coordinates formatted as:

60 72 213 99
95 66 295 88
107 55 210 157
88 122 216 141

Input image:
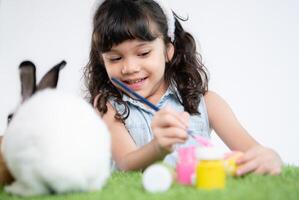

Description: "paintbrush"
111 77 212 147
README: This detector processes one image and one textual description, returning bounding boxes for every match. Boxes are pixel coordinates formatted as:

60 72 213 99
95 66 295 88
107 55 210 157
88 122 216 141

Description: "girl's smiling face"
102 38 174 104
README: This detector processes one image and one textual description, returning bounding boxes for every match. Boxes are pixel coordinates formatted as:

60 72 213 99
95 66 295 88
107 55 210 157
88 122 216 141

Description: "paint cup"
176 146 196 185
196 147 226 189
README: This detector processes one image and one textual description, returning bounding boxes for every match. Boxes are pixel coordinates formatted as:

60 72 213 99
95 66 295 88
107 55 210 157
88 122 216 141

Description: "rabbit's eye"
7 113 14 124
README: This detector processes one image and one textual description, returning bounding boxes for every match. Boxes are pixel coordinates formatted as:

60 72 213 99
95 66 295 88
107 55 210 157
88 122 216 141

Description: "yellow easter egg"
224 151 244 176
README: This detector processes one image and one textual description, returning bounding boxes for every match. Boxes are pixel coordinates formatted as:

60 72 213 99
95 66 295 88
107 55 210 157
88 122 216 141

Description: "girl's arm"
101 103 188 171
204 91 258 151
101 103 161 170
204 91 282 175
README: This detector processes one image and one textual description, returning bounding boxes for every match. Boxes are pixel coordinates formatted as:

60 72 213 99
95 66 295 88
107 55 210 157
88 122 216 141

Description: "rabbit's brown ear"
37 60 66 91
19 61 36 102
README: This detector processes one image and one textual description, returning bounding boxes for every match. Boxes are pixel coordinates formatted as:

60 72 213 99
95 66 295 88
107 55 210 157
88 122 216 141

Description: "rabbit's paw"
5 181 45 197
87 176 108 191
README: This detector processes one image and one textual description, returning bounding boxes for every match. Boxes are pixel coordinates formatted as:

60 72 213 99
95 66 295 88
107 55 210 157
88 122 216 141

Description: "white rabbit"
1 61 111 196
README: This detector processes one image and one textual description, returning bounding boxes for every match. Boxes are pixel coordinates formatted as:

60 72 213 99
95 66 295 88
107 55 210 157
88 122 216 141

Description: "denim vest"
109 86 211 168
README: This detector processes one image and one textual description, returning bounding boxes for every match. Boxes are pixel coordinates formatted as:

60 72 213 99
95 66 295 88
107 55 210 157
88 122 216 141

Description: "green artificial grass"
0 166 298 200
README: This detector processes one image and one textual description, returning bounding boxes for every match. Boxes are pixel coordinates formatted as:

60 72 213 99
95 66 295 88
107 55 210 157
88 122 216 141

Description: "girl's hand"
236 145 282 176
151 106 189 153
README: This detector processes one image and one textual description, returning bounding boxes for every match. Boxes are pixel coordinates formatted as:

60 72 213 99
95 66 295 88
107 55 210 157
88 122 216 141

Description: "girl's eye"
109 57 122 62
138 51 150 57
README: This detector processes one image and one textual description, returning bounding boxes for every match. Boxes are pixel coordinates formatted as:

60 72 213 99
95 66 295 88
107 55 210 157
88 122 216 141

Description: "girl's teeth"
128 79 143 84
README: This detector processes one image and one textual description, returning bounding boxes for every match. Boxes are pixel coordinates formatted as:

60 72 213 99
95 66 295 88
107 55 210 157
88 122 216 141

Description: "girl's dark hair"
84 0 209 121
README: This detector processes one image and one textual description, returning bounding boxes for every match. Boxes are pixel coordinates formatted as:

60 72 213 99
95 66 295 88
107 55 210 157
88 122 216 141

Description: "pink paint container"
176 146 196 185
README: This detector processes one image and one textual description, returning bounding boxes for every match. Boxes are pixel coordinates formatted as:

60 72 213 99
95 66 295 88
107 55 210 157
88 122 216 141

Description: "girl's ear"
166 43 174 62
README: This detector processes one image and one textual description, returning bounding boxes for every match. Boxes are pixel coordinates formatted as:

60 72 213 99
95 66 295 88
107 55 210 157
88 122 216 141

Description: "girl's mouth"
123 77 147 90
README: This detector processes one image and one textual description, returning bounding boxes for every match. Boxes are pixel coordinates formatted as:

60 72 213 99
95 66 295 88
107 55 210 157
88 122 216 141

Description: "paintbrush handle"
111 77 159 111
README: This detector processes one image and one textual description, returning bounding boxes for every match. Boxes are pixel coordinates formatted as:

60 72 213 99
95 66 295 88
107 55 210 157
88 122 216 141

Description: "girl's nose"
121 58 140 75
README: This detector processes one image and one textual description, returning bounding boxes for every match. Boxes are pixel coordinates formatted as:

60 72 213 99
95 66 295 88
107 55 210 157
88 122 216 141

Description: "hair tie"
153 0 175 42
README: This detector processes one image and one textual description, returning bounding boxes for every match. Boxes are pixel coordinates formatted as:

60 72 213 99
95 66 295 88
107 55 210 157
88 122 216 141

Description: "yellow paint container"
195 147 226 189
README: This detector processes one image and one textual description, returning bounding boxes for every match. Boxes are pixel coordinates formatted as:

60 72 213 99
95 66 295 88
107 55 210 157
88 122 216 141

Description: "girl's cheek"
105 65 119 75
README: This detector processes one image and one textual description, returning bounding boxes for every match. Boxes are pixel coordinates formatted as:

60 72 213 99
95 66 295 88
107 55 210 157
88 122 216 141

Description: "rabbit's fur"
1 61 111 196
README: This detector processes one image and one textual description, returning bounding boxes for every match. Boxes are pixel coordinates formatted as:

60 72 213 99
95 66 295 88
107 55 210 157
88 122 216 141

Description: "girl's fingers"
155 127 188 140
152 106 190 152
158 137 187 151
236 158 260 176
154 126 188 152
236 145 261 165
161 106 189 128
254 165 267 175
176 111 190 127
154 113 186 130
270 167 282 176
236 146 283 176
164 127 188 140
160 137 187 146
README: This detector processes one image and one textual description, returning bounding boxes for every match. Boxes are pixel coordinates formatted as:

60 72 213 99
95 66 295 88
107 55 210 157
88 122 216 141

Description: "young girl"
84 0 282 175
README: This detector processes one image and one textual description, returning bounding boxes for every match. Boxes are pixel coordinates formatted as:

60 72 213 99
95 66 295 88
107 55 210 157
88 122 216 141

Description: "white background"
0 0 298 165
